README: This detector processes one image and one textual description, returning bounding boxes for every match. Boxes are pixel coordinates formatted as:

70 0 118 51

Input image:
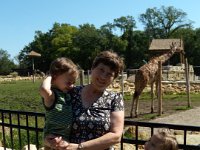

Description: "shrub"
9 72 18 77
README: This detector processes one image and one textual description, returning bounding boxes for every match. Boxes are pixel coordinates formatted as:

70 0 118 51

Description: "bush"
9 72 18 77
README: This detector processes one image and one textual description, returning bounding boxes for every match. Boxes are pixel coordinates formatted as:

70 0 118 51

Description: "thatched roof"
149 39 184 52
27 51 41 57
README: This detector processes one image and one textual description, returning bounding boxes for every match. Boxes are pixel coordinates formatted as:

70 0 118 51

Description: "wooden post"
27 51 41 83
79 70 84 86
87 70 90 84
32 58 35 83
158 61 163 116
185 58 191 107
180 53 183 64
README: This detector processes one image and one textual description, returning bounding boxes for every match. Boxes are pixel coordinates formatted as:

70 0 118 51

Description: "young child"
144 129 178 150
39 57 78 149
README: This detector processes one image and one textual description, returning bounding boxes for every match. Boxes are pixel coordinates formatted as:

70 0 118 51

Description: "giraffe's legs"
130 95 135 118
130 91 140 118
135 95 139 117
150 83 154 113
155 79 159 99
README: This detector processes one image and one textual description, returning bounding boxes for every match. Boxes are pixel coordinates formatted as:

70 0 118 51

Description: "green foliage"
139 6 192 38
9 71 18 77
0 49 16 75
15 8 200 75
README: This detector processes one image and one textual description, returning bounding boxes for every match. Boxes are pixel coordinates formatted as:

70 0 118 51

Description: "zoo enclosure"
0 109 200 150
79 65 200 85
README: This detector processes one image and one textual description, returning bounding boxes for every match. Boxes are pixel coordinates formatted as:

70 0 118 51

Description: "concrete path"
149 107 200 126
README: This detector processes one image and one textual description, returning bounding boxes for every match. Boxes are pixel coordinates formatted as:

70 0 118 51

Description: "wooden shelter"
27 51 41 83
149 39 184 63
27 51 41 57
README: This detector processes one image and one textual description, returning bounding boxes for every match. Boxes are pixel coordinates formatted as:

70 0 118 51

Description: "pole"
79 70 84 86
32 58 35 83
158 61 162 116
185 58 191 107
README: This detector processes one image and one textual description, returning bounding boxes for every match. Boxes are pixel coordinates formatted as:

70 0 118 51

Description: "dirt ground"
124 98 200 121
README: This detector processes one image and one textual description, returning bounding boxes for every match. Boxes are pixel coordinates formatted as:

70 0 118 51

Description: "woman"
46 51 124 150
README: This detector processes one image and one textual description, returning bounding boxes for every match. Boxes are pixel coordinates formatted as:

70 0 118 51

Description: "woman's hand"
59 143 78 150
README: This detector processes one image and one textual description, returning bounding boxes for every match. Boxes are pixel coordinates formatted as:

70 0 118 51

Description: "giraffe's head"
157 42 184 63
170 42 184 54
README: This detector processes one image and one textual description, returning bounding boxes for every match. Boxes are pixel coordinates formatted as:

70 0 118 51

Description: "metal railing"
1 109 200 150
0 109 45 150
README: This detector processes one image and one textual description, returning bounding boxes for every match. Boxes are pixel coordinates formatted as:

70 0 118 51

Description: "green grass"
175 106 193 111
0 129 43 149
0 79 44 112
142 113 158 120
0 80 45 149
1 80 200 112
124 91 200 102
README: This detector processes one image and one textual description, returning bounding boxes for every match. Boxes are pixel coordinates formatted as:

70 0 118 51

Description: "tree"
0 49 16 75
139 6 193 38
113 16 136 34
73 24 102 69
100 22 127 56
18 23 78 73
113 16 145 68
171 27 200 75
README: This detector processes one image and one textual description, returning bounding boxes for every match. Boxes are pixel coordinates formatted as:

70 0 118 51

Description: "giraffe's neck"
157 48 176 63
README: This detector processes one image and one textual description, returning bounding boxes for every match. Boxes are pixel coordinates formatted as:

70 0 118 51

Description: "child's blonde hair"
156 129 178 150
50 57 78 79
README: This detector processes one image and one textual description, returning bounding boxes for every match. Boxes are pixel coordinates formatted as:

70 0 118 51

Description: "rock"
22 144 37 150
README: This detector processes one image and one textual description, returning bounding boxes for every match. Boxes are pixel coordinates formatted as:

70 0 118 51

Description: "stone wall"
162 64 195 81
108 80 200 94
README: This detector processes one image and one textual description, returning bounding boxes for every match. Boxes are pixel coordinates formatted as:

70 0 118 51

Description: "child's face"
53 71 77 92
144 134 164 150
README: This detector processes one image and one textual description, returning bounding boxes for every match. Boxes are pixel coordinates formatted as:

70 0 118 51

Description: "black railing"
1 109 200 150
0 109 45 150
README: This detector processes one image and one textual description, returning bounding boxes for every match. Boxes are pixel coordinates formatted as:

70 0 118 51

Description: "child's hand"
44 134 62 149
57 140 69 150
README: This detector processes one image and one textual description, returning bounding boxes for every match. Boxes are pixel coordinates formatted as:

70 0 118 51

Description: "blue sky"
1 0 200 61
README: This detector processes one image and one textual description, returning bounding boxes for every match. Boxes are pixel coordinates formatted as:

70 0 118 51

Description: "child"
39 57 78 149
144 129 178 150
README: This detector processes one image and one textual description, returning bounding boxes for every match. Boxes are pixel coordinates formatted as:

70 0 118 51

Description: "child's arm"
39 76 55 107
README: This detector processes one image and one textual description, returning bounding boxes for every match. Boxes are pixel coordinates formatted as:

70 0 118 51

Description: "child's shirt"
43 88 72 141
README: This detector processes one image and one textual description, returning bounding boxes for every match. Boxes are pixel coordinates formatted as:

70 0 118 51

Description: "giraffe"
130 42 181 117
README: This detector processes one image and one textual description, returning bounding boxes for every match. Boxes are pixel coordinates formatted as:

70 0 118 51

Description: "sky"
1 0 200 61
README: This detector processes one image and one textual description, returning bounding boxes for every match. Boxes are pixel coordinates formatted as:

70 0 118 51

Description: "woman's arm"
67 110 124 150
39 76 55 107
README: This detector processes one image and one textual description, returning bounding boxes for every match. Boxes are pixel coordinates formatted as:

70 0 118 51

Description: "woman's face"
91 63 115 91
53 71 77 92
144 134 164 150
